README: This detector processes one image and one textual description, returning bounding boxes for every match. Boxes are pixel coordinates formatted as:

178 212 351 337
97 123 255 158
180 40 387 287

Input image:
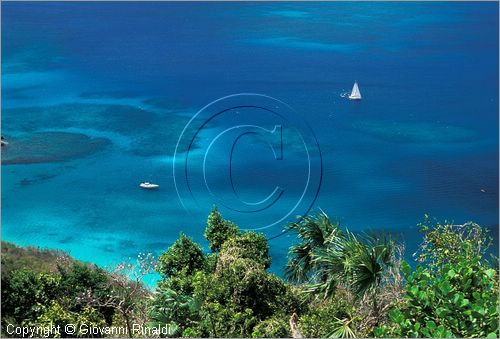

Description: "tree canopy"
2 210 498 338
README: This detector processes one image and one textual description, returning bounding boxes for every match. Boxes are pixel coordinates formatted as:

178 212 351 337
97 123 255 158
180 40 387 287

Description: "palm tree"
285 212 343 283
286 213 397 303
349 235 395 301
313 231 396 307
286 213 401 337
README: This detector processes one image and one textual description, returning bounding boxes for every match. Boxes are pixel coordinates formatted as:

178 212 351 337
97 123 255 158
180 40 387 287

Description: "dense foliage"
2 210 498 338
204 206 239 252
1 244 152 337
150 208 299 337
1 259 116 336
374 219 499 338
284 212 403 337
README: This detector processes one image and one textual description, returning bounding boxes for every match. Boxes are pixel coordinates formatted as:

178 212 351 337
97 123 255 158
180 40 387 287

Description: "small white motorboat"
140 182 159 190
348 81 362 100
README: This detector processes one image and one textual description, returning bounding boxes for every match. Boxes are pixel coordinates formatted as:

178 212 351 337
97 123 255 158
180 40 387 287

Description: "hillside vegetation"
1 209 498 338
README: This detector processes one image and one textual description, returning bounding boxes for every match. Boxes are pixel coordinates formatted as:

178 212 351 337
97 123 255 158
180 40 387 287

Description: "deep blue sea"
2 2 498 282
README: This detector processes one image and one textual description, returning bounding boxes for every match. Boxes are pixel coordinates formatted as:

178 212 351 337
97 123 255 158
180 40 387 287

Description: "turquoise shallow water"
2 2 498 279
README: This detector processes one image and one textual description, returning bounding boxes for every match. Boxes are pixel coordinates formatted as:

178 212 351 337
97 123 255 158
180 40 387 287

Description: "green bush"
148 287 199 337
375 258 499 337
157 233 205 278
1 270 60 325
220 231 272 269
204 207 240 252
298 297 355 338
375 220 499 338
251 314 290 338
36 301 106 338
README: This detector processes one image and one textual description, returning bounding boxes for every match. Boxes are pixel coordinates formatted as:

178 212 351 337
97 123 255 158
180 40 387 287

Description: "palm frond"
329 317 357 338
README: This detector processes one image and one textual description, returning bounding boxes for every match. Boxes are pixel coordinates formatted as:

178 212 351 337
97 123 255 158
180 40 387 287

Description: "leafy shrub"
157 233 205 278
298 297 355 338
375 220 499 338
149 287 199 337
416 217 493 268
219 231 272 269
36 301 107 338
251 314 290 338
375 258 499 338
204 207 239 252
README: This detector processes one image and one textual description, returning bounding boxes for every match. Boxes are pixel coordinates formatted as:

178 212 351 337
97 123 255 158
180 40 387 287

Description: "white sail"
349 81 362 100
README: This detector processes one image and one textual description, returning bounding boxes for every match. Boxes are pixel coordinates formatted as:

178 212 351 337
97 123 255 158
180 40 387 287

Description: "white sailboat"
348 81 362 100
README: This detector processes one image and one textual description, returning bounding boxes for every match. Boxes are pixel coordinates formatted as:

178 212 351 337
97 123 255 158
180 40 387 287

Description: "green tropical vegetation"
1 209 498 338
